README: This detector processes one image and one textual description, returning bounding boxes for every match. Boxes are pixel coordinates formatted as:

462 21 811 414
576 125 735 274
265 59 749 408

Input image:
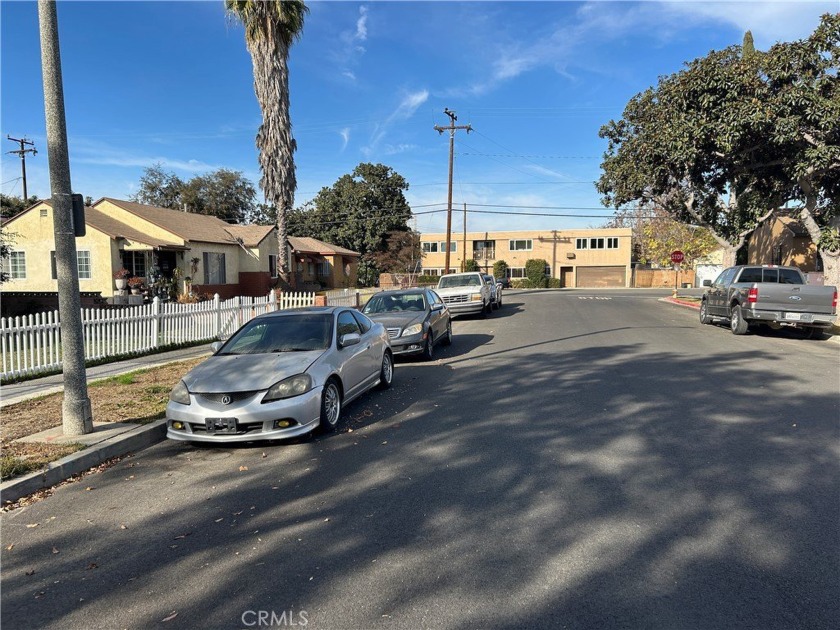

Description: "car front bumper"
166 386 322 443
442 301 484 315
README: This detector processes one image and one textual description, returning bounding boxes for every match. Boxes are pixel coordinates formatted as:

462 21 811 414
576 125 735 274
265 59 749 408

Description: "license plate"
784 312 802 321
205 418 237 434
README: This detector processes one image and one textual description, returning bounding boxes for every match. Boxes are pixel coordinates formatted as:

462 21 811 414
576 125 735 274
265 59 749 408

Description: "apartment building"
420 228 632 288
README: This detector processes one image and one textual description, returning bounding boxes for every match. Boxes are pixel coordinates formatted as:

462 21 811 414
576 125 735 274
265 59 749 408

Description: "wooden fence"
0 290 316 381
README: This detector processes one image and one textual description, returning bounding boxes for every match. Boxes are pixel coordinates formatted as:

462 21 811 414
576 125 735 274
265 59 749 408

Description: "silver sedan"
166 306 393 443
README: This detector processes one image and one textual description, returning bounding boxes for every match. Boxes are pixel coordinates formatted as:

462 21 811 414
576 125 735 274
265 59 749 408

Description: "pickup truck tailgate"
749 284 837 315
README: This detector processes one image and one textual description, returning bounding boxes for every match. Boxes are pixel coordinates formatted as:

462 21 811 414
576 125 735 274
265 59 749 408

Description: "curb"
0 420 167 505
661 296 700 309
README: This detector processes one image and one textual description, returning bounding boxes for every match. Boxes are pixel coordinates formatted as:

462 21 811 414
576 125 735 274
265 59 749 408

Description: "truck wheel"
730 305 749 335
481 301 490 318
804 327 827 341
699 300 711 325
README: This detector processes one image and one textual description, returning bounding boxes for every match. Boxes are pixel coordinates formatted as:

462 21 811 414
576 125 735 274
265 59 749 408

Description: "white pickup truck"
435 272 492 318
700 265 837 338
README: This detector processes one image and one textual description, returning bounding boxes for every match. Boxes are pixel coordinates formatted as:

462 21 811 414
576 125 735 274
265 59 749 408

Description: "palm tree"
226 0 308 285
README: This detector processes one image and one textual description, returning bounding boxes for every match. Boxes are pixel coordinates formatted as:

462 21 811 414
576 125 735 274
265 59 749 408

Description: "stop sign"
671 250 685 264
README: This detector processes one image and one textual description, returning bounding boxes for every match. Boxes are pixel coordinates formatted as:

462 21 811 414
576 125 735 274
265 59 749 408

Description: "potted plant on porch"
128 276 144 295
113 268 130 290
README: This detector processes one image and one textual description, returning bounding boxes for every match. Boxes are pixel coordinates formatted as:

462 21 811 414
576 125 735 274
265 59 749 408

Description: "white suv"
435 272 491 317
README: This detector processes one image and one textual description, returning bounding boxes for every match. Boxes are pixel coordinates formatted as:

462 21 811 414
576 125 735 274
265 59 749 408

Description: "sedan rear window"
364 293 427 313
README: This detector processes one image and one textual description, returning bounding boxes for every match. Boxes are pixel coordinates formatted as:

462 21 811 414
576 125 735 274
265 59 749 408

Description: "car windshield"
438 275 479 288
219 314 333 355
364 293 427 314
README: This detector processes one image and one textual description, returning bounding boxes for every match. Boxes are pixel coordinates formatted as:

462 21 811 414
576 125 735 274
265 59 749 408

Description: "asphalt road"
3 289 839 630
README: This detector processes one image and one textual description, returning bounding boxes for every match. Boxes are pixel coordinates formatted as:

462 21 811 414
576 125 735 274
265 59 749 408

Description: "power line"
460 152 600 159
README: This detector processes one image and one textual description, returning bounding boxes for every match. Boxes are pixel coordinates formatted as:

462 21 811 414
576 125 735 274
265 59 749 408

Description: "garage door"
576 266 626 288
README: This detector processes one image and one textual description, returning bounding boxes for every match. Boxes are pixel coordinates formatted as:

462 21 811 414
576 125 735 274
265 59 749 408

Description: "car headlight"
402 323 423 337
470 293 483 301
170 380 191 406
262 374 313 403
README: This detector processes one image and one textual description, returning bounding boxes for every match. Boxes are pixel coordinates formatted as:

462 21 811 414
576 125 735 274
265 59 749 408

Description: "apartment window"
576 237 619 250
442 241 456 252
123 251 146 277
50 251 91 280
203 252 226 284
269 254 278 278
509 267 526 278
509 239 532 251
6 251 26 279
317 260 331 277
422 242 439 254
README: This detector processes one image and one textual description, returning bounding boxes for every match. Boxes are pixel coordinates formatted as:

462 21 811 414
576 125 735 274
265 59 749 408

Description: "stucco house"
1 198 360 311
748 210 822 272
288 236 359 290
420 228 633 287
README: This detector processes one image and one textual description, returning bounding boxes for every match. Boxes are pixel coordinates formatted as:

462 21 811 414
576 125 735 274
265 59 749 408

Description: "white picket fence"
325 287 382 307
1 290 316 381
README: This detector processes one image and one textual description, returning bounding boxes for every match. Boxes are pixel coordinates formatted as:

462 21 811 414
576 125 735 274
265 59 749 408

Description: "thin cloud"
339 128 350 151
336 4 370 82
363 90 429 155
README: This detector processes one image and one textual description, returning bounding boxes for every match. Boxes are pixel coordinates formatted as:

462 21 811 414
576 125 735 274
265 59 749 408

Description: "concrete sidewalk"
1 345 212 505
1 344 211 407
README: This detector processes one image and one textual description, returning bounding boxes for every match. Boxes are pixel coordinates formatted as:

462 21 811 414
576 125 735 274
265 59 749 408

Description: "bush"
464 259 479 272
512 279 535 289
548 278 562 288
416 275 439 285
525 259 549 288
493 260 509 280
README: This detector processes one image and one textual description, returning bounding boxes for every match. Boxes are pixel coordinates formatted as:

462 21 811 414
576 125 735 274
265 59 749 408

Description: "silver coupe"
166 306 393 443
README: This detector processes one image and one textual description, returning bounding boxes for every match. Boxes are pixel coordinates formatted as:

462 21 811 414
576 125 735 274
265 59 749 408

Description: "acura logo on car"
221 395 232 405
788 295 802 301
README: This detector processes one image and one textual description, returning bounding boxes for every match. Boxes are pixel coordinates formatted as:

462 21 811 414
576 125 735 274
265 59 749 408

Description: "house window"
77 251 91 279
772 246 782 266
50 251 91 280
269 254 278 278
509 239 532 251
8 251 26 279
40 209 48 218
607 237 619 249
123 251 146 278
203 252 226 284
317 260 331 277
576 238 587 249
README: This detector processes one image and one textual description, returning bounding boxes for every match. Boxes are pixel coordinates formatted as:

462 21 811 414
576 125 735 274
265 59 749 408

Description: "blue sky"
1 1 835 234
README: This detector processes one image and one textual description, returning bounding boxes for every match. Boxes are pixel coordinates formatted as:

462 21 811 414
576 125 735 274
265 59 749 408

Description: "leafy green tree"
492 259 508 279
1 194 39 220
525 259 549 288
180 168 257 223
598 14 840 284
464 259 479 272
289 163 413 286
226 0 309 284
131 163 185 209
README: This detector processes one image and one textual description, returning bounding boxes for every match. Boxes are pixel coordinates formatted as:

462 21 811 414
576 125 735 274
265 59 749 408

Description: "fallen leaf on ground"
261 452 267 458
120 524 128 530
85 563 98 570
26 524 38 528
239 466 248 472
162 612 178 622
173 533 191 540
85 487 94 491
52 547 59 554
6 544 14 551
26 570 36 576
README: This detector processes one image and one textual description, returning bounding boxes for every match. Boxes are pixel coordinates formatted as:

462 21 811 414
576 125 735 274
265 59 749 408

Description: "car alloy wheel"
379 352 393 388
730 305 749 335
699 301 711 325
424 336 435 361
320 379 342 430
442 321 453 346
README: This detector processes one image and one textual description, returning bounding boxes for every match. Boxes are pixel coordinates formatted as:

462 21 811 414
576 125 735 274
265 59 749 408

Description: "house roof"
288 236 359 257
85 207 186 249
96 197 239 245
225 224 275 248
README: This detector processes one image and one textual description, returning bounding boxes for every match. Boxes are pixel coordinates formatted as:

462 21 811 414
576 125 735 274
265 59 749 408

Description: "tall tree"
1 194 40 219
226 0 308 285
598 14 839 284
289 163 413 286
180 168 257 223
131 163 185 209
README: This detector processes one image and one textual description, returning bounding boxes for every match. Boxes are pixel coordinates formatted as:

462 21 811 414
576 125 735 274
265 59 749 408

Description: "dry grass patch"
1 357 204 481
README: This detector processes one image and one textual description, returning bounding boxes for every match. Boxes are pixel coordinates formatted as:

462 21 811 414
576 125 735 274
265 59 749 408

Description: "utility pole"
462 203 467 272
38 0 93 436
7 136 37 201
434 108 471 274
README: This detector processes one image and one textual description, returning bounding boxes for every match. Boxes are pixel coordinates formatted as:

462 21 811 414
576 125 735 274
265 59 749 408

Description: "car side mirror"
338 332 361 348
702 280 712 287
431 303 444 311
210 341 223 353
